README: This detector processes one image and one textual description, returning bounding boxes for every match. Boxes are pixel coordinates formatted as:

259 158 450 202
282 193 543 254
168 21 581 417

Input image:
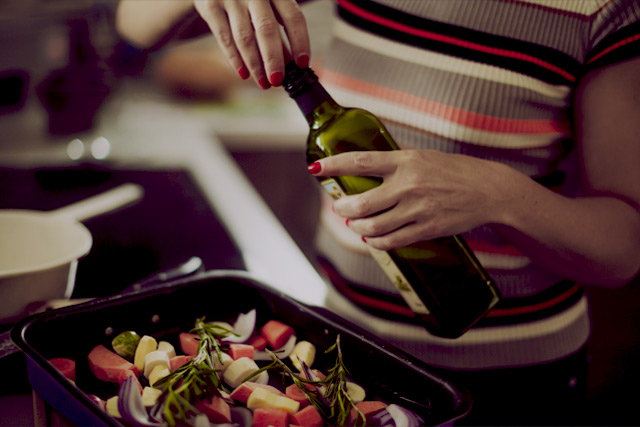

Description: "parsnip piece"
134 335 157 373
141 387 163 407
346 381 366 403
246 387 300 414
289 340 316 371
212 351 234 372
148 365 170 387
106 396 121 418
144 350 171 378
223 357 260 388
157 341 176 359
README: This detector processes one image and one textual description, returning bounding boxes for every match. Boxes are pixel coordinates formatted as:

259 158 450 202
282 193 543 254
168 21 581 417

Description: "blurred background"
1 0 639 425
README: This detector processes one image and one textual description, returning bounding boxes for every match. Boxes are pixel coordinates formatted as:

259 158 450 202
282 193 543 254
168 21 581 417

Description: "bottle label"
319 178 430 316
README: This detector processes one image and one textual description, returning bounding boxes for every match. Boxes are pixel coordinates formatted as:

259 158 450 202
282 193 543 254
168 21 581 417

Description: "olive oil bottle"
283 62 500 338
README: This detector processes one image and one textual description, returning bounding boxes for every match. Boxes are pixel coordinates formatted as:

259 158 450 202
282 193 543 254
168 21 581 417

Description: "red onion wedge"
386 404 424 427
221 309 256 344
118 376 162 426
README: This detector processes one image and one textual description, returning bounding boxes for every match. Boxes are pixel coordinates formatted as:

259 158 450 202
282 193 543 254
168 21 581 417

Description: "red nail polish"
258 76 271 90
270 72 283 86
362 236 367 243
345 218 349 226
297 54 309 69
307 162 321 174
238 66 250 80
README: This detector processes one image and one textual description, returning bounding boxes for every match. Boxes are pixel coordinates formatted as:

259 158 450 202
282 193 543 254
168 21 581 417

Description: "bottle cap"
283 61 318 98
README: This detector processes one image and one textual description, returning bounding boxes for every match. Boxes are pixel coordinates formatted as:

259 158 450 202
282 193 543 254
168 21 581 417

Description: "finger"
309 151 398 178
272 0 310 68
347 207 412 239
225 0 270 89
334 187 396 220
195 0 249 80
362 222 426 251
248 0 285 86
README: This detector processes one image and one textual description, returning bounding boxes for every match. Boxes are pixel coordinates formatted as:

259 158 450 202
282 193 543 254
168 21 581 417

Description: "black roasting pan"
11 270 471 426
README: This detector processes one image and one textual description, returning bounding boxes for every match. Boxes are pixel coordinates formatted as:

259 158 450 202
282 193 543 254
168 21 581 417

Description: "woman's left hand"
309 149 512 250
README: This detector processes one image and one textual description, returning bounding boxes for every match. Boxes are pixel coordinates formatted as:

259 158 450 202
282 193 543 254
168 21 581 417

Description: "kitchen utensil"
0 183 143 322
11 270 472 426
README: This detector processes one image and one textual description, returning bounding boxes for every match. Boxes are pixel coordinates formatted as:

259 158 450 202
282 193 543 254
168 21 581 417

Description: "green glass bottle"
283 62 500 338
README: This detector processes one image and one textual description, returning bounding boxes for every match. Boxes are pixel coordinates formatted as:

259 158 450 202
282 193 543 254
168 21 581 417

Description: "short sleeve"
585 0 640 71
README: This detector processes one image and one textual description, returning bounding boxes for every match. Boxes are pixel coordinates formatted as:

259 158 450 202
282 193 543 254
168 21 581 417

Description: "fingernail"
258 76 271 90
362 236 367 243
238 66 250 80
307 162 321 174
297 54 309 69
345 218 349 227
270 72 283 86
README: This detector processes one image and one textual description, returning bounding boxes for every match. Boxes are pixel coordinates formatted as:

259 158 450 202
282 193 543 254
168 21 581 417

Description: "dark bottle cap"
283 61 319 98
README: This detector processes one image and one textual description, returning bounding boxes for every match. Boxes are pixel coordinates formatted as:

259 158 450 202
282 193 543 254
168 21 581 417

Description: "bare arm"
490 57 640 287
311 57 640 288
116 1 198 49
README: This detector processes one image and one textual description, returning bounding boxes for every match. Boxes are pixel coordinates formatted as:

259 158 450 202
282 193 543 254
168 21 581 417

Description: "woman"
116 1 640 424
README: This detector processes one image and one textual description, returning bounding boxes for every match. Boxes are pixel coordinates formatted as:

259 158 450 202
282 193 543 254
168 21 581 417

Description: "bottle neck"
283 62 342 126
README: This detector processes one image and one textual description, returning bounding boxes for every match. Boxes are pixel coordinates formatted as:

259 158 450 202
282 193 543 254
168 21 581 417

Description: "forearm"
115 0 197 48
493 166 640 287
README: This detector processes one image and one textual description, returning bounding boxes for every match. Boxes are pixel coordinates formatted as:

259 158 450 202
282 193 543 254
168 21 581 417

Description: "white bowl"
0 210 92 322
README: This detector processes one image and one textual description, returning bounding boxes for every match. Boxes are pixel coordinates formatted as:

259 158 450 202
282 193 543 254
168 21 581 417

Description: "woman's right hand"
194 0 310 89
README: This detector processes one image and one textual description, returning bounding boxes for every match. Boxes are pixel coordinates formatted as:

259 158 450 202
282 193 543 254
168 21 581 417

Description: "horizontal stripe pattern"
337 0 582 84
331 20 573 101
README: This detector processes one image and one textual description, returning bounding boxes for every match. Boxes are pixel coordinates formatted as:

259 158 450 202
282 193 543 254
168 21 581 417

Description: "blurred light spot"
66 138 84 160
91 136 111 160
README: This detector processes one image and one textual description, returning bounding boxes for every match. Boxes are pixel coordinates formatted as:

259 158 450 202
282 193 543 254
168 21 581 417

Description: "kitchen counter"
0 76 327 425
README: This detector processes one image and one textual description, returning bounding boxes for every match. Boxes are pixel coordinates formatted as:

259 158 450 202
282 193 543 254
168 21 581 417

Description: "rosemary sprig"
153 317 234 426
244 334 365 426
321 335 365 426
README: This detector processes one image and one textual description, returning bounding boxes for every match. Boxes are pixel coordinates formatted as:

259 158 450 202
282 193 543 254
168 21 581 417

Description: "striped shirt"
315 0 640 369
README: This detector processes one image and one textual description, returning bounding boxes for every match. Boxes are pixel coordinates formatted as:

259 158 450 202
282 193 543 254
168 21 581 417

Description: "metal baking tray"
11 270 471 426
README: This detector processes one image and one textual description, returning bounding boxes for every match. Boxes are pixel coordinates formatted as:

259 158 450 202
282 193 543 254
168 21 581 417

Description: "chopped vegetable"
248 335 268 350
246 387 300 414
223 357 262 388
105 396 120 418
134 335 157 373
88 344 137 383
157 341 176 358
261 320 295 349
143 350 171 378
386 403 425 427
348 401 387 426
142 387 163 407
118 369 143 395
221 309 257 344
194 395 232 424
228 343 255 360
285 383 312 408
178 332 199 356
289 340 316 372
229 382 284 404
252 407 289 427
346 381 366 403
49 357 76 382
291 405 325 427
169 355 193 372
148 365 170 387
111 331 140 360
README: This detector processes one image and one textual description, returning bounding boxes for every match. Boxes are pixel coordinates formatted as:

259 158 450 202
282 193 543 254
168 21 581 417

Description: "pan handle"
50 183 144 222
